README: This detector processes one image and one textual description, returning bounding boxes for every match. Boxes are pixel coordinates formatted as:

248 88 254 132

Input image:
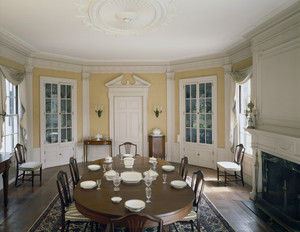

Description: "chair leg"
217 167 219 182
224 171 227 186
40 167 42 185
22 171 25 182
190 220 194 231
15 167 19 186
32 171 34 187
241 171 244 186
234 171 238 184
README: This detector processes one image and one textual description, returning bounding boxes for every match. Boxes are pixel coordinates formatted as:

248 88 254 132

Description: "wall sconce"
245 99 256 128
0 111 6 117
95 105 103 118
154 105 162 118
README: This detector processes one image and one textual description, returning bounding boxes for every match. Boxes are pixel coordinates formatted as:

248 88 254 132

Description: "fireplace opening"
256 152 300 231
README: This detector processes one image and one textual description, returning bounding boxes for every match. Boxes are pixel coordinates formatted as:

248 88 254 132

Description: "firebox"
256 151 300 231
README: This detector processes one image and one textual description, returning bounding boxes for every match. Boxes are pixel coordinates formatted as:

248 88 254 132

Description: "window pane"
67 114 72 127
199 114 205 128
13 116 18 133
61 99 66 113
67 100 71 113
206 83 212 97
206 98 212 113
206 130 212 144
192 129 197 142
185 85 190 99
61 114 66 128
199 84 205 97
185 100 190 113
206 114 212 128
191 114 197 128
46 99 51 113
199 99 205 113
186 114 190 127
67 128 72 142
61 128 66 143
67 85 71 99
199 129 205 143
52 129 58 143
52 84 58 98
46 114 51 129
45 84 51 98
52 99 58 113
191 99 196 113
53 114 58 128
46 129 52 143
61 85 66 98
186 128 190 142
191 84 196 98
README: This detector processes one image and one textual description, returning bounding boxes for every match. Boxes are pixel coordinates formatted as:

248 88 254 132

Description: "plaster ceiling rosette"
76 0 176 36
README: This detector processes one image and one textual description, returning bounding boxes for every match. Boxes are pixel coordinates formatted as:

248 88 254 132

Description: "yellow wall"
89 73 167 140
33 68 82 148
174 67 225 148
0 56 24 71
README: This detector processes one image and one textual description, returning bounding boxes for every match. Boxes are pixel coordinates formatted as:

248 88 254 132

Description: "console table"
83 139 112 163
0 153 12 207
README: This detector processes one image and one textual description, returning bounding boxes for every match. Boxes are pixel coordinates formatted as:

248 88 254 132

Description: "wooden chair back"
56 171 72 209
234 144 245 166
14 143 26 165
191 170 205 209
119 142 138 156
69 157 80 188
108 213 163 232
179 157 189 181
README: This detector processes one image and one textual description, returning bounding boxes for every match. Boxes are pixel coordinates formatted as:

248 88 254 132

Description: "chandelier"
76 0 177 36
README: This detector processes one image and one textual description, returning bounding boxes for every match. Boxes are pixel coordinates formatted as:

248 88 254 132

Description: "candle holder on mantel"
245 100 256 129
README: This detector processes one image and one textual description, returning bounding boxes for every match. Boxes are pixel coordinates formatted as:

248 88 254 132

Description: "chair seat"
181 207 197 221
19 162 42 171
66 202 91 222
216 161 241 171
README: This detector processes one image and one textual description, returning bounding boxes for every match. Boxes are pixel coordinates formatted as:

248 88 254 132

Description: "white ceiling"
0 0 297 62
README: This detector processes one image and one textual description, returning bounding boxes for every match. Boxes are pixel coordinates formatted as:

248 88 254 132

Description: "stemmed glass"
102 164 107 172
144 175 153 188
152 161 157 171
162 174 167 184
145 187 152 203
113 174 121 191
96 179 101 190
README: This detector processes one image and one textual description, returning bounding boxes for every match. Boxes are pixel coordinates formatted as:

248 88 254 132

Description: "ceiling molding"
0 44 27 65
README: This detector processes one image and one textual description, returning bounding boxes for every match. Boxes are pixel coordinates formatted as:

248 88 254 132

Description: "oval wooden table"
74 157 194 226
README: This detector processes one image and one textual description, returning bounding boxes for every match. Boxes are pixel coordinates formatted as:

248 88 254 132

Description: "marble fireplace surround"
247 128 300 199
246 128 300 229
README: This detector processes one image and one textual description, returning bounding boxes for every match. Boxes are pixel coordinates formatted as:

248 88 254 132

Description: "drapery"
229 66 252 152
0 65 25 149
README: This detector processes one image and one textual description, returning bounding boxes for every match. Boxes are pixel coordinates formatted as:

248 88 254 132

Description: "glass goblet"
162 174 167 184
144 176 153 188
102 164 107 172
113 175 121 191
96 179 101 190
145 187 152 203
152 161 157 171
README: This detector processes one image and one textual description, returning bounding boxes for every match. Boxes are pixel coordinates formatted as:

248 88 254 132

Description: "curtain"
0 65 25 149
229 66 252 152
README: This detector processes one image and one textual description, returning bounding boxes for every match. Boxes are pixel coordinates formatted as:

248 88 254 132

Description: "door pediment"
105 74 151 88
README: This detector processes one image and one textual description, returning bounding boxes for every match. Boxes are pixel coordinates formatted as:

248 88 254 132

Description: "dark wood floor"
0 161 274 232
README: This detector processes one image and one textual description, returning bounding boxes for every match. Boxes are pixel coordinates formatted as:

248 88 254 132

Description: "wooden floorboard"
0 161 274 232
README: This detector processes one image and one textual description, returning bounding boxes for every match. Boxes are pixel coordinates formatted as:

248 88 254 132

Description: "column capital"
166 72 175 81
82 72 90 80
223 64 232 76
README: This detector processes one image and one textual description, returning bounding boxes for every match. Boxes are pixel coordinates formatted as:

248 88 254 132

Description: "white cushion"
66 202 91 222
19 162 42 171
181 208 197 221
216 161 241 172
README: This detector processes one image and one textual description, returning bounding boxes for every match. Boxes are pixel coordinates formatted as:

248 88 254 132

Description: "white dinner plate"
80 181 97 189
125 199 145 212
162 165 175 172
121 172 143 183
88 164 101 171
170 180 187 189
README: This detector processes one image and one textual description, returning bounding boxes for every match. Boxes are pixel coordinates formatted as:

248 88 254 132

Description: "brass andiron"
245 100 256 128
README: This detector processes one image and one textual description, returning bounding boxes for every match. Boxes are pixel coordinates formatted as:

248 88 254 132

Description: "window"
183 76 216 146
236 79 252 155
0 78 19 154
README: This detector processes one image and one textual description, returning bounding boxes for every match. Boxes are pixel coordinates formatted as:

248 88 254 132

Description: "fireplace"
246 128 300 231
255 151 300 230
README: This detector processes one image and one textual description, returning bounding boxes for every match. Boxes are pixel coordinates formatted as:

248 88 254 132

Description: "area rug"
29 194 235 232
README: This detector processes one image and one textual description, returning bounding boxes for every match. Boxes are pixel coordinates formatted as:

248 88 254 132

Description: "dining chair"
174 170 205 232
69 157 80 189
106 213 163 232
14 143 42 187
179 156 189 181
56 170 93 232
217 144 245 186
118 142 140 157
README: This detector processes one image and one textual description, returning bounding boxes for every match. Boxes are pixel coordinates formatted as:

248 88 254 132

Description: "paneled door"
114 96 143 155
180 76 217 168
40 76 77 168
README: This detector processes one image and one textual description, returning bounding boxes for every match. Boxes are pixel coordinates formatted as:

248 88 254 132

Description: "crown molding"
0 43 27 65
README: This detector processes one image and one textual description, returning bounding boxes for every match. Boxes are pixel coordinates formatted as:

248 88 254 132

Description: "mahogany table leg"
2 169 9 207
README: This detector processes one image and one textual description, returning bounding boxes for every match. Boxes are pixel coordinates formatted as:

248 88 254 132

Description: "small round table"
74 157 194 225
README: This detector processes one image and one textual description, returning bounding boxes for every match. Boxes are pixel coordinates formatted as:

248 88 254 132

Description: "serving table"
83 139 112 163
74 157 194 226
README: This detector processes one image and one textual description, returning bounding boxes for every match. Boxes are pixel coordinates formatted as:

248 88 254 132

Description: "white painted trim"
82 73 90 139
106 74 150 157
166 72 175 162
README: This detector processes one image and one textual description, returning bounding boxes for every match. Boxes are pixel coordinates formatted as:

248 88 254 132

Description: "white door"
180 76 217 168
40 77 77 168
114 96 143 155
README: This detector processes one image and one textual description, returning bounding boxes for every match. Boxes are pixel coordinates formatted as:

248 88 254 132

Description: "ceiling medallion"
76 0 176 36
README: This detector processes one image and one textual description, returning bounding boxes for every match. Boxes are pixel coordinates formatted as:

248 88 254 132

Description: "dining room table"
73 156 195 227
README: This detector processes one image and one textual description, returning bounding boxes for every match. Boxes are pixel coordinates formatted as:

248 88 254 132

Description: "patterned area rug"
29 194 235 232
